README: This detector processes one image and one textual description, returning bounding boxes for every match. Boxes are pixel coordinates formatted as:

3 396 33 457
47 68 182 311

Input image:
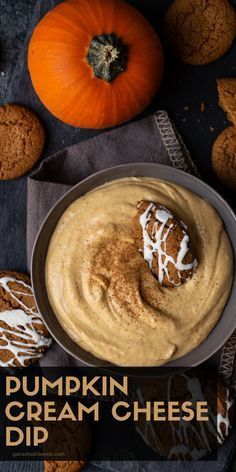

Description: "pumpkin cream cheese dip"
45 177 233 366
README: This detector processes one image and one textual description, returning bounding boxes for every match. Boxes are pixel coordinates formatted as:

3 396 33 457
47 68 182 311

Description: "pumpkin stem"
87 33 128 83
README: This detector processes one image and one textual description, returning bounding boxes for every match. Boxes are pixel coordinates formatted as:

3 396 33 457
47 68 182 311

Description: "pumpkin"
28 0 163 129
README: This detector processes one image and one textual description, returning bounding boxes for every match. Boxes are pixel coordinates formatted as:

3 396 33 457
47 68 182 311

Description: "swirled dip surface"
45 178 233 366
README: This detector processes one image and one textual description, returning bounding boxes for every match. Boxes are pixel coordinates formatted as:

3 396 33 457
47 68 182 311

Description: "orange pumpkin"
28 0 163 129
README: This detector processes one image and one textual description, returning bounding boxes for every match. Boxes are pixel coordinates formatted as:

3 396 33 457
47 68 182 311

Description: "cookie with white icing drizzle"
44 411 92 471
135 371 234 461
0 271 52 367
134 201 198 288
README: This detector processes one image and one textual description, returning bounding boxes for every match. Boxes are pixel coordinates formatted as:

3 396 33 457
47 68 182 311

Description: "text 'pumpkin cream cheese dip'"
45 178 233 366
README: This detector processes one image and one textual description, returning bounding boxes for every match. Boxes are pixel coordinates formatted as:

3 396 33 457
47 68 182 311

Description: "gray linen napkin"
26 110 236 471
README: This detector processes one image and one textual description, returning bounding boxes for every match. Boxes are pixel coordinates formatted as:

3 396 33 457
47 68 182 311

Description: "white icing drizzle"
136 388 166 457
217 389 233 444
136 373 233 461
139 203 197 286
0 276 51 367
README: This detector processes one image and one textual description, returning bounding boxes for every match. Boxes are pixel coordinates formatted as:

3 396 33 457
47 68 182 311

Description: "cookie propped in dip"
134 201 197 287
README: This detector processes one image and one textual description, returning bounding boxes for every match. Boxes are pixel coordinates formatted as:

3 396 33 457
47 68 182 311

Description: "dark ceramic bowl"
31 163 236 367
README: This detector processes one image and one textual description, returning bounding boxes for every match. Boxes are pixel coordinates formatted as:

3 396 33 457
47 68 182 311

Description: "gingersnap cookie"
136 370 234 460
44 461 86 472
212 126 236 190
44 415 91 471
217 78 236 126
0 104 45 180
0 271 52 367
133 201 197 287
163 0 236 65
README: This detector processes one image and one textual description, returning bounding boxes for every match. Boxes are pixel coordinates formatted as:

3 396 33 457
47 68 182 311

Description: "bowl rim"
31 162 236 368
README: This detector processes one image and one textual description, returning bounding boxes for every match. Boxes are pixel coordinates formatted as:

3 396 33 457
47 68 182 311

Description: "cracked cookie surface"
44 461 86 472
217 78 236 126
0 104 45 179
164 0 236 65
212 126 236 190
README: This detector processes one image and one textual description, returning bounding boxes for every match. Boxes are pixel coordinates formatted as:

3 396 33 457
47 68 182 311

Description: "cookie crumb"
184 106 189 111
210 127 215 132
200 102 206 112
